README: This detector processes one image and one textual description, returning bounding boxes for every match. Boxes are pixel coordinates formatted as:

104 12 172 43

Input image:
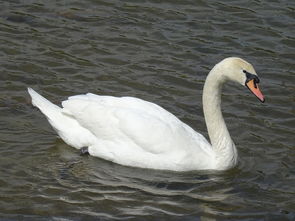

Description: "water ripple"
0 0 294 220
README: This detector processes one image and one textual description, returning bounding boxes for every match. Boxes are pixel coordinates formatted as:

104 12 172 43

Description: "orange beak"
246 79 265 103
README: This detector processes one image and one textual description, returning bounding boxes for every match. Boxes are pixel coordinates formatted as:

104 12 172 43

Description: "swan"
28 57 265 171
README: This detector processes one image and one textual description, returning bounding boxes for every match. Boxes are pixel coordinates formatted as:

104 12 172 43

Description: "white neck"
202 65 238 169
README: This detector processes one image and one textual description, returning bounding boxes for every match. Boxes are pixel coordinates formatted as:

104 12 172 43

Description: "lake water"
0 0 294 220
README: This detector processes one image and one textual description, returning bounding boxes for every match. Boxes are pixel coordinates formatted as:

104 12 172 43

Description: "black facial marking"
243 70 260 88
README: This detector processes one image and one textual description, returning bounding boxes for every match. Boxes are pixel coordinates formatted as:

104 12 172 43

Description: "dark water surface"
0 0 294 220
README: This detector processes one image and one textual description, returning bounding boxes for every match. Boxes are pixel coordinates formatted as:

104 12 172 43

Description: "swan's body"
28 57 264 171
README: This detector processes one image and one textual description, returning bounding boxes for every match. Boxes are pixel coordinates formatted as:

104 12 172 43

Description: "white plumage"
28 57 264 171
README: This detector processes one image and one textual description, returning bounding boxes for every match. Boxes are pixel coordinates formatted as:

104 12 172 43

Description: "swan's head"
219 57 265 103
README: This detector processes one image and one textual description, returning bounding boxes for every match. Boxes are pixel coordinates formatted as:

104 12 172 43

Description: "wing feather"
61 94 194 155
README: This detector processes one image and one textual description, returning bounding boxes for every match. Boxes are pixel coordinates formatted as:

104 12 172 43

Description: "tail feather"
28 87 65 132
27 88 96 149
28 87 60 113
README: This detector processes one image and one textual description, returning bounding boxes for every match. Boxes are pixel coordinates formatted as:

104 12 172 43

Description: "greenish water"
0 0 294 220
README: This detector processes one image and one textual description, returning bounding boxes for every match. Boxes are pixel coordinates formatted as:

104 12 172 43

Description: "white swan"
28 57 264 171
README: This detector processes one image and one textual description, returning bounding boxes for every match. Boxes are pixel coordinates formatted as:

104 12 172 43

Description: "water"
0 0 294 220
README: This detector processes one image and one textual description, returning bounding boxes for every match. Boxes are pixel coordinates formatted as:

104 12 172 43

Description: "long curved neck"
202 66 238 168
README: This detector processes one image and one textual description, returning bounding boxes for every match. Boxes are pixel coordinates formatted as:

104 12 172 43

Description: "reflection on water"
0 0 294 220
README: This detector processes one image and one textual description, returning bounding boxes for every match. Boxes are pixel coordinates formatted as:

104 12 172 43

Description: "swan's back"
29 89 215 171
63 94 205 144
